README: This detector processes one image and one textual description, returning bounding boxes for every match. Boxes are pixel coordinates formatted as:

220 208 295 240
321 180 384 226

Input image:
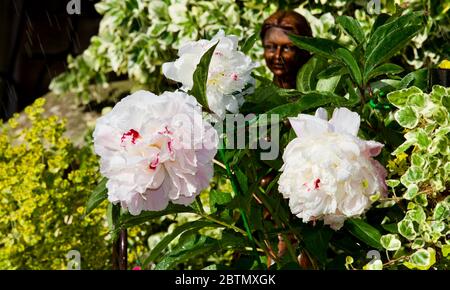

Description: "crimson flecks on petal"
121 129 140 144
278 107 387 231
158 126 172 135
149 154 159 170
314 178 321 189
93 90 218 216
161 30 258 119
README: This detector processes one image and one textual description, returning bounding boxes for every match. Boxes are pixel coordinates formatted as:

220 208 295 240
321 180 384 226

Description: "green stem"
197 212 246 236
218 140 263 268
196 212 267 258
281 232 298 264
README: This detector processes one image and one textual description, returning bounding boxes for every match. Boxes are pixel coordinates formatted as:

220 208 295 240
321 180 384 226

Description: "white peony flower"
278 107 387 230
93 90 218 215
162 30 258 119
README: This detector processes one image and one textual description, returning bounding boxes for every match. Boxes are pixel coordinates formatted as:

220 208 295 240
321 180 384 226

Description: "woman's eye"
264 44 276 51
283 46 293 52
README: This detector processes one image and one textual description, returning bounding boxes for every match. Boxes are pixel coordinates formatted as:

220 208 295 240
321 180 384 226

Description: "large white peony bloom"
162 30 257 119
93 90 218 215
278 107 387 230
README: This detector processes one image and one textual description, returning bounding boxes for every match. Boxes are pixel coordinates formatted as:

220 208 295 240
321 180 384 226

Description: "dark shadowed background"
0 0 101 120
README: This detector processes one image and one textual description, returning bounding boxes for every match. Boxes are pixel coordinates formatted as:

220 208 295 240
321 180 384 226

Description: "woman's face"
263 27 301 78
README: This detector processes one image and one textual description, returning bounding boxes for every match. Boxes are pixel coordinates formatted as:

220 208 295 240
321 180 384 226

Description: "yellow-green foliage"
0 98 111 269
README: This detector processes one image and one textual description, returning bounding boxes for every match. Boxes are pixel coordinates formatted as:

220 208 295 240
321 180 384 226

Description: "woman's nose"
274 46 282 61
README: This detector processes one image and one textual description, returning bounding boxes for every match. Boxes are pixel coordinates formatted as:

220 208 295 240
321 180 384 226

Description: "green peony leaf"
144 220 215 267
316 75 341 92
335 48 362 86
296 56 328 93
364 12 422 79
118 204 195 229
84 177 108 217
240 33 258 54
188 42 219 110
336 15 366 45
289 34 346 61
367 63 404 81
302 226 334 266
346 218 383 250
317 64 347 79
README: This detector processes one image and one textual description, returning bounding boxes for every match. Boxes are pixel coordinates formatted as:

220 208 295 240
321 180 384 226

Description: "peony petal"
142 187 170 212
288 114 331 138
94 90 217 214
329 107 360 136
314 107 328 120
363 140 384 157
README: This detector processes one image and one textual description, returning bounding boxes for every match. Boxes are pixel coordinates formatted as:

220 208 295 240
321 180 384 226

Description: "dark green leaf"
155 232 248 269
302 226 333 266
336 15 365 44
346 218 383 250
367 12 421 54
84 177 108 217
235 168 249 195
241 33 258 54
335 48 362 86
188 42 219 109
118 203 194 229
107 203 121 241
399 69 428 90
344 79 362 107
243 77 290 112
365 25 422 80
261 91 345 124
369 13 391 36
316 75 341 93
144 220 214 266
289 34 346 61
367 63 404 81
209 189 233 213
296 56 327 92
381 223 399 234
249 203 263 232
364 13 423 79
317 64 347 79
